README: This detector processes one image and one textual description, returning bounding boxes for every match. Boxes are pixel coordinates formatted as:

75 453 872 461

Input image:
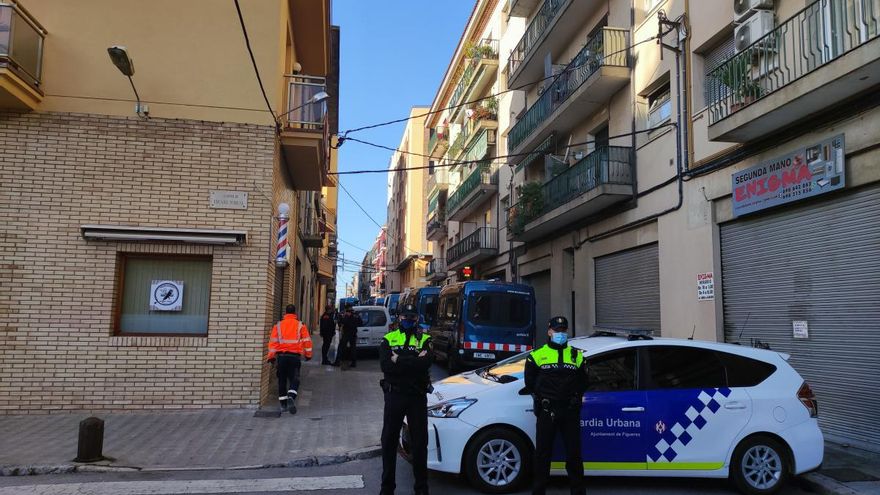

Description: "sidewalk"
0 358 385 475
798 442 880 495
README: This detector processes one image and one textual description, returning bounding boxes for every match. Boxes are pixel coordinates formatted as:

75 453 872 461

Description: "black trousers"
275 354 302 401
381 391 428 495
320 333 334 363
533 406 584 495
336 330 357 364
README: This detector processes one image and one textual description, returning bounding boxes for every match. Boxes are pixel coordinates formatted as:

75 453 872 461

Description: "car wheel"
448 352 462 375
731 435 790 495
464 427 530 494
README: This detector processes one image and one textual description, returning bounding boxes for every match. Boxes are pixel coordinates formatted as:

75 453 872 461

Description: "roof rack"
590 326 654 341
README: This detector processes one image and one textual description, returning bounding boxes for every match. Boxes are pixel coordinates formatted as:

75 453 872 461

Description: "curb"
0 446 383 477
796 473 862 495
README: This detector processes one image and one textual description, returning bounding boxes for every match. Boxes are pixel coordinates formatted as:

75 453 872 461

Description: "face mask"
400 319 416 331
550 331 568 345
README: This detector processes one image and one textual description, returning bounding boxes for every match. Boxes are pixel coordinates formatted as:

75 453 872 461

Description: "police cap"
548 316 569 329
399 303 418 317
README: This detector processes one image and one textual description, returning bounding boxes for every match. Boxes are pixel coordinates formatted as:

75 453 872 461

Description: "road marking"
0 475 364 494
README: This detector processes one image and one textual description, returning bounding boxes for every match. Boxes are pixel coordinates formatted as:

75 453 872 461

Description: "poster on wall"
732 134 845 217
697 272 715 301
150 280 184 311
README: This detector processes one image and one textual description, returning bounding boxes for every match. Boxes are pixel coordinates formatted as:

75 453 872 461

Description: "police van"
429 281 536 373
404 330 823 494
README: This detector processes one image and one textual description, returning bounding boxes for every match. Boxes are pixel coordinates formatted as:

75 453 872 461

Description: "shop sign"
210 190 248 210
697 272 714 301
732 134 845 217
792 320 809 339
150 280 184 311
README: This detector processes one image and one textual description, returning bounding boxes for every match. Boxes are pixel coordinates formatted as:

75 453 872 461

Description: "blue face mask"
550 331 568 345
400 319 416 331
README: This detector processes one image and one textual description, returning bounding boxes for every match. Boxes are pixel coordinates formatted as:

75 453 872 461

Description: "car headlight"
426 398 477 418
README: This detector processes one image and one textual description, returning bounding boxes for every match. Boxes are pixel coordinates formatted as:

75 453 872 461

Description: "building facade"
0 0 339 412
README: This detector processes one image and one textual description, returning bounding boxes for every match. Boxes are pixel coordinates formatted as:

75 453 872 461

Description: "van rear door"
462 290 534 355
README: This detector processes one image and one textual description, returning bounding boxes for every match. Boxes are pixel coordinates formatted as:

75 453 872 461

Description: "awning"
81 225 247 245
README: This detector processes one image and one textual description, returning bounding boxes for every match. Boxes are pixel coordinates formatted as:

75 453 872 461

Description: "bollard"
74 417 104 462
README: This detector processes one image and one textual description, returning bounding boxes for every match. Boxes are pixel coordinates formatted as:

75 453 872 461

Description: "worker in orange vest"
267 304 313 415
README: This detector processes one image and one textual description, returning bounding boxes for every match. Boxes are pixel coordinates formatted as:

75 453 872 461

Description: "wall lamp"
107 45 148 118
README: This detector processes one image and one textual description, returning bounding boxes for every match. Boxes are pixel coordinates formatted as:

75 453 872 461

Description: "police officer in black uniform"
524 316 588 495
379 303 433 495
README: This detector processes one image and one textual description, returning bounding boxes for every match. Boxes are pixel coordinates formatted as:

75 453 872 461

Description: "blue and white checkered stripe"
648 387 732 463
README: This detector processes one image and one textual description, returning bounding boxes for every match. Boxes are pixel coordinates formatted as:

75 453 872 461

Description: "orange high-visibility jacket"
267 314 312 360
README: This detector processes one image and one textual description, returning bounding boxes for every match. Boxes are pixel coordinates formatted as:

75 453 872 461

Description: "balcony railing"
508 0 564 78
508 28 629 153
448 227 498 265
0 3 45 88
450 39 499 108
707 0 880 125
425 258 447 278
426 208 446 233
508 146 633 235
428 128 449 156
284 75 327 130
447 161 498 216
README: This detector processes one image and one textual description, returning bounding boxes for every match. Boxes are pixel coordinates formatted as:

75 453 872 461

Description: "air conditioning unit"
734 0 774 23
735 10 774 52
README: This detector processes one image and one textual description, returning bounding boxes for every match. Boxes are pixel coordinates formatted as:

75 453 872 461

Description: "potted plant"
513 181 544 232
715 54 764 112
469 97 498 121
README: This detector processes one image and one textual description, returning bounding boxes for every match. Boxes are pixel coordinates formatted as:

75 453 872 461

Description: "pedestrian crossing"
0 475 364 494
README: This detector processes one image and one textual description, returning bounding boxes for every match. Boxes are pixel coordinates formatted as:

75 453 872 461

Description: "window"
420 294 439 325
702 36 736 108
717 351 777 387
647 84 672 128
357 310 387 327
115 255 212 335
647 346 725 389
467 291 531 327
586 349 638 392
645 0 664 14
440 295 459 320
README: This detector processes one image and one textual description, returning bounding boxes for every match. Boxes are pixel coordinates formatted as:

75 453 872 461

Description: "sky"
332 1 475 299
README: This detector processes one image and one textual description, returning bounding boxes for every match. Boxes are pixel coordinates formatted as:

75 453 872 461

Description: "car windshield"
356 309 387 327
478 352 528 382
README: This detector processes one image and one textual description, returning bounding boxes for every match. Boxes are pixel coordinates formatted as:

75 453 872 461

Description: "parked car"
351 305 391 349
401 286 441 326
404 331 823 495
429 281 536 373
384 292 402 320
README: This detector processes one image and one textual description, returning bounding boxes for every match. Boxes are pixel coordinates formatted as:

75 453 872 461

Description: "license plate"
358 338 369 345
473 352 495 360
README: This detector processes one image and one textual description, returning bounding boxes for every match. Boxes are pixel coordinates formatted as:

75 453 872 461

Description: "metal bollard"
74 417 104 462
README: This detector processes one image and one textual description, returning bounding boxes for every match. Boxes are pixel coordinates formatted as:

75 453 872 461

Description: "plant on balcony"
464 41 497 59
469 97 498 121
716 54 764 110
511 181 544 233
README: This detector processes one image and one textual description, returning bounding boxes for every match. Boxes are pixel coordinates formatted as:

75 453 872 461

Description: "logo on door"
655 420 666 435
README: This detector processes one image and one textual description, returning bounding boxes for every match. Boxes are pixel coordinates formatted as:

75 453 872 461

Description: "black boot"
287 390 298 415
279 399 288 412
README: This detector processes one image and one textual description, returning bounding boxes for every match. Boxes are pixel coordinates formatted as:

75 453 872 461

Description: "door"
577 348 647 471
595 244 661 334
355 308 388 347
431 294 460 360
643 345 751 471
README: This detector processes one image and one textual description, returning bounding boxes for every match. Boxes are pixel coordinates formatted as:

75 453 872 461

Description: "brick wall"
0 111 278 413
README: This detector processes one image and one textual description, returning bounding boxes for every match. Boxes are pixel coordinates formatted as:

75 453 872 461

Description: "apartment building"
0 0 339 412
498 0 879 450
385 108 432 293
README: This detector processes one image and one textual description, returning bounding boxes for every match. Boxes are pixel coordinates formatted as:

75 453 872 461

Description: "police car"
408 331 823 494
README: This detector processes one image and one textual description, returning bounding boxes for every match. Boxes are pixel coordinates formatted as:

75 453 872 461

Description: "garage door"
595 243 661 334
720 185 880 450
524 270 551 347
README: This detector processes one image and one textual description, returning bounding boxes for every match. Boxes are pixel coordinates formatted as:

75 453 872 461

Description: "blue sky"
332 1 474 299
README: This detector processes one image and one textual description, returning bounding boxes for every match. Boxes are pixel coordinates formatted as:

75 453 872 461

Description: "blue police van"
401 286 441 326
429 281 536 373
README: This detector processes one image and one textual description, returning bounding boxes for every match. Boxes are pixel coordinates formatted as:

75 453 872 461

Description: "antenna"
688 324 696 340
737 312 752 342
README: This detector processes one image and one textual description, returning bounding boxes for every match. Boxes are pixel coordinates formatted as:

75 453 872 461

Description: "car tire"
463 427 531 494
448 351 462 375
730 435 791 495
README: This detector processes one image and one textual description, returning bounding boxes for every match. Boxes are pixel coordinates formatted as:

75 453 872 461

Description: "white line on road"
0 475 365 495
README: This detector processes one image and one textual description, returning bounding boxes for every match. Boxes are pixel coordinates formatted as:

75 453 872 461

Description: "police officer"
379 303 433 495
524 316 587 495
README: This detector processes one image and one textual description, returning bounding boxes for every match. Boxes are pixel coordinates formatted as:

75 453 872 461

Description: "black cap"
399 303 418 317
549 316 568 329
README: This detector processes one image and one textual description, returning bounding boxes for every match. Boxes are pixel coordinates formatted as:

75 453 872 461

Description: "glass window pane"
586 349 637 391
11 10 42 81
118 257 212 335
717 351 777 387
357 310 386 327
467 291 531 327
647 346 725 389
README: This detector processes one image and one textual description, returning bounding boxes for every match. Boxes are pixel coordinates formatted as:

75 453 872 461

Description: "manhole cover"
821 468 880 482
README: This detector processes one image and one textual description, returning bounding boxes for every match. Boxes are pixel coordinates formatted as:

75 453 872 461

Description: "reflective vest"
529 344 584 369
267 314 312 360
383 329 430 352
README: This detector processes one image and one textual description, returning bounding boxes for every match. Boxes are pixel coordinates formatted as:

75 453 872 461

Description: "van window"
716 351 777 387
586 349 638 392
467 291 531 327
647 346 725 389
440 295 459 320
421 293 439 325
357 310 387 327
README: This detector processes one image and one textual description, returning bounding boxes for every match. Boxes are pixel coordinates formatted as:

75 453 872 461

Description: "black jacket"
339 312 363 334
319 311 336 337
524 341 588 403
379 327 433 395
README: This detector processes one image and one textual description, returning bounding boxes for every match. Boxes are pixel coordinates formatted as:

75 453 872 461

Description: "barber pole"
276 203 290 267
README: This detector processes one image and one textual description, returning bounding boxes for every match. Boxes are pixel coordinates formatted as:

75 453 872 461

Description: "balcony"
299 207 325 248
707 0 880 142
317 255 335 283
425 258 448 282
507 28 630 164
506 0 607 89
508 146 633 242
447 162 499 222
426 206 447 242
0 3 45 110
447 228 499 269
280 75 329 191
508 0 542 17
447 117 498 162
428 128 449 157
450 39 499 111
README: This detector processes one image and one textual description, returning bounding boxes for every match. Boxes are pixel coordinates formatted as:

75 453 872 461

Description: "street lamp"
278 91 331 121
107 45 148 118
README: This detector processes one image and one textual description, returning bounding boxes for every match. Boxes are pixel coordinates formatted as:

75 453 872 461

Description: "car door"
643 345 752 471
356 309 387 347
576 347 648 471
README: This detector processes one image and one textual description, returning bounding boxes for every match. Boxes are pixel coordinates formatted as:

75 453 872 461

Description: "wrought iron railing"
508 0 564 78
447 161 498 216
508 28 629 153
451 39 499 107
448 126 467 159
707 0 880 124
508 146 633 235
0 3 45 88
448 228 498 265
516 132 556 172
426 258 447 277
426 209 446 233
428 128 449 155
284 75 327 130
428 189 440 214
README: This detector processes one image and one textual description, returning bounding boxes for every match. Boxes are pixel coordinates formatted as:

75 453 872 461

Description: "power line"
340 36 659 136
233 0 277 127
338 180 385 231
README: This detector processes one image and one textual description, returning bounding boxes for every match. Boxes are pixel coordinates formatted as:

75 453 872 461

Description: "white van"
352 305 391 349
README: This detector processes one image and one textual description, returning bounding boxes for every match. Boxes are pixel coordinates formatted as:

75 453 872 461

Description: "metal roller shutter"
595 243 661 334
524 270 552 347
721 185 880 450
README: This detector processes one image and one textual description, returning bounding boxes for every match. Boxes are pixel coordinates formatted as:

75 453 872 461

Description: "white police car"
411 332 823 494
